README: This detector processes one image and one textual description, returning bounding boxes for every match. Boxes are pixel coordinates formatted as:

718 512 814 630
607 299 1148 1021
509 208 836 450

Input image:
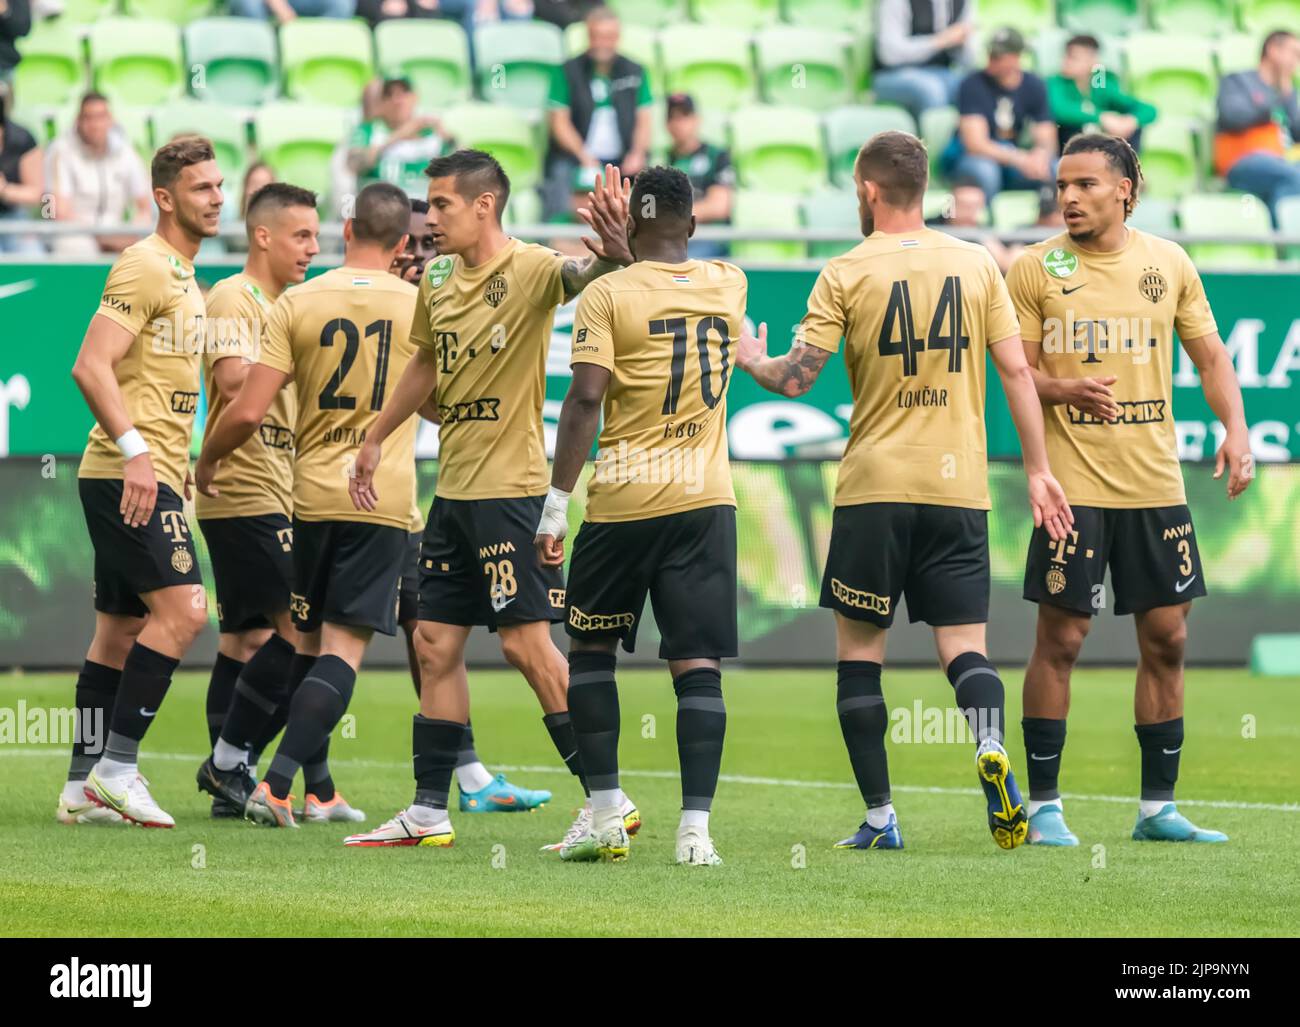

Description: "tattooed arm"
561 163 634 302
735 322 833 398
560 252 626 304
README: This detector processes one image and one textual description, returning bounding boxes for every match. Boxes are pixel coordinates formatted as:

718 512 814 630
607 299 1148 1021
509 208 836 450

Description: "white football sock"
1138 799 1169 819
591 789 623 831
866 803 895 829
456 761 494 793
212 737 249 772
95 756 135 781
406 804 450 828
680 809 709 831
1025 798 1062 818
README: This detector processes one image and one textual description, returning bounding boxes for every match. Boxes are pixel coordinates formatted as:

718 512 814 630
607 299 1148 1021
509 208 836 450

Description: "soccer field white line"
4 747 1298 813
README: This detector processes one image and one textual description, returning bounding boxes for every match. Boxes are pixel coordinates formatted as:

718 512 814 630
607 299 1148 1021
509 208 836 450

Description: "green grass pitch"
2 666 1297 937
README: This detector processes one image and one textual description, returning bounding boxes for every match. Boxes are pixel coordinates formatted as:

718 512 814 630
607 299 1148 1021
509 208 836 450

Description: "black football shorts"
397 530 421 626
290 517 407 635
198 512 294 633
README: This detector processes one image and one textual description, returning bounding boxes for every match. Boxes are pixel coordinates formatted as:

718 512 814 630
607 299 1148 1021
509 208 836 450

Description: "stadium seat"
1136 121 1200 199
690 0 780 30
184 18 279 107
755 26 855 112
153 99 248 182
1215 34 1264 78
1180 192 1276 269
254 102 352 200
1125 34 1217 120
606 0 688 27
918 105 958 175
562 21 661 96
280 18 374 109
730 189 807 263
1237 0 1300 36
1275 195 1300 263
1057 0 1143 36
503 185 543 228
825 104 915 187
474 20 564 110
1148 0 1236 34
1128 196 1178 234
802 187 859 259
923 189 956 221
13 22 85 110
440 103 540 190
89 18 185 107
56 0 117 26
975 0 1055 36
659 25 756 113
780 0 870 31
730 105 826 193
123 0 215 24
990 190 1039 231
375 19 471 110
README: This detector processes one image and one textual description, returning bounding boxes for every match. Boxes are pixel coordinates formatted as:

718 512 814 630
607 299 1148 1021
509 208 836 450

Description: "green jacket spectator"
1049 34 1156 151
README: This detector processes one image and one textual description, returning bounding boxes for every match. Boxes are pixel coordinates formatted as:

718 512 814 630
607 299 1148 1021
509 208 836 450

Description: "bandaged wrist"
115 428 149 461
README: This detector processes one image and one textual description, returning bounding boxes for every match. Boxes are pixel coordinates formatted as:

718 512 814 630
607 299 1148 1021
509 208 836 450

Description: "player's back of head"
350 181 412 249
854 130 928 210
629 165 694 236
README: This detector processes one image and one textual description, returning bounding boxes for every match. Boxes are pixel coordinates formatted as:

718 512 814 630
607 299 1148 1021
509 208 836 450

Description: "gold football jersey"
78 233 207 495
409 238 566 500
1007 228 1217 507
258 266 419 529
196 272 296 520
571 259 746 522
801 228 1020 510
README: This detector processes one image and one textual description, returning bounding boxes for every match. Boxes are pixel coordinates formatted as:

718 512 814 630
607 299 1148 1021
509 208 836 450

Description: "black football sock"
1023 717 1067 802
219 633 294 757
674 668 726 812
102 643 179 767
457 720 481 769
205 653 244 748
68 660 120 782
946 651 1006 746
566 651 620 797
836 660 891 808
413 715 466 811
303 737 335 802
542 711 588 795
264 655 355 801
1135 717 1183 803
248 646 311 768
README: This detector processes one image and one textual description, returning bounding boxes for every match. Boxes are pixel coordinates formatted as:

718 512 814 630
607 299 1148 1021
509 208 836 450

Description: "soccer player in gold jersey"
737 131 1072 852
64 137 222 828
345 150 638 848
535 166 746 865
196 182 420 828
1006 134 1253 846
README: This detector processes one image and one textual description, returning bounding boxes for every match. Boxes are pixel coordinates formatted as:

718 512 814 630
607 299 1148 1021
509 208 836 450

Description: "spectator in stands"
347 78 451 200
873 0 975 123
240 162 276 220
1215 29 1300 225
0 0 31 85
45 93 153 256
942 28 1057 201
229 0 356 22
664 92 734 258
543 4 651 221
1049 34 1155 152
0 87 43 255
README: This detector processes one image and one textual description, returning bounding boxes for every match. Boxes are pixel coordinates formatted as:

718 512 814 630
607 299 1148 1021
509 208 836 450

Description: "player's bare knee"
413 624 458 678
1142 621 1187 672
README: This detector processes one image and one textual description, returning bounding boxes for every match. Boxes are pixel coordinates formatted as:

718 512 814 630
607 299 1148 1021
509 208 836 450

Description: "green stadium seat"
56 0 118 26
503 186 543 228
1180 192 1276 269
1275 195 1300 262
975 0 1055 36
1128 196 1178 234
280 18 374 109
1149 0 1236 34
1237 0 1300 36
607 0 688 27
990 189 1039 231
375 19 471 110
730 104 826 193
918 105 958 175
756 26 855 111
690 0 780 30
1057 0 1143 36
13 22 85 109
562 21 661 96
254 102 352 200
802 187 859 259
660 25 755 113
89 18 185 107
825 104 915 187
123 0 215 24
153 99 248 183
184 18 279 107
440 103 540 190
1136 121 1200 199
781 0 870 31
474 20 564 110
1216 34 1264 77
730 189 806 263
1125 34 1216 120
923 189 955 221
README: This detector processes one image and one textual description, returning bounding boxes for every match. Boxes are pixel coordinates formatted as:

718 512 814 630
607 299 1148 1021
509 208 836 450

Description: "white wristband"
115 428 149 461
536 485 571 540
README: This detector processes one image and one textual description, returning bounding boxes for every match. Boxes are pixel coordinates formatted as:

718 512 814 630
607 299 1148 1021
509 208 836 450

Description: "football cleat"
1027 804 1079 846
210 796 243 819
560 820 629 863
84 769 174 828
196 756 256 812
976 740 1028 850
621 795 642 836
676 827 723 866
541 805 592 852
244 781 298 828
343 810 454 847
458 773 551 813
834 813 904 850
1131 803 1228 843
57 791 124 825
301 793 367 823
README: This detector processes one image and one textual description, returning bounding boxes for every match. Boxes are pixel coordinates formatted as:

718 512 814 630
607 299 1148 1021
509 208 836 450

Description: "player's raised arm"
559 163 634 301
736 262 839 397
1181 331 1253 499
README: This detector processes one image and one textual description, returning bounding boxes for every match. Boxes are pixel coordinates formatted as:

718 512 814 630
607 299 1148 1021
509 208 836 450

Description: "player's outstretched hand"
350 438 382 512
736 321 768 372
535 533 565 567
1214 432 1255 500
194 455 220 500
121 452 158 528
1064 375 1119 421
1028 470 1073 542
577 163 633 266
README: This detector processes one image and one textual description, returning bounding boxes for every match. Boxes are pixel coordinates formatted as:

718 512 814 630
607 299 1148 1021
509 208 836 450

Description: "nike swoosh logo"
1175 575 1197 593
140 707 158 717
492 596 517 612
1163 747 1182 755
1061 284 1086 294
1029 753 1059 761
492 795 517 805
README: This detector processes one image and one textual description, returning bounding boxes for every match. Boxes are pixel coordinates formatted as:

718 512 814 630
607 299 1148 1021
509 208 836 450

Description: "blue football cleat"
976 741 1028 850
1132 803 1228 843
833 813 904 850
1027 803 1079 846
459 773 551 813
